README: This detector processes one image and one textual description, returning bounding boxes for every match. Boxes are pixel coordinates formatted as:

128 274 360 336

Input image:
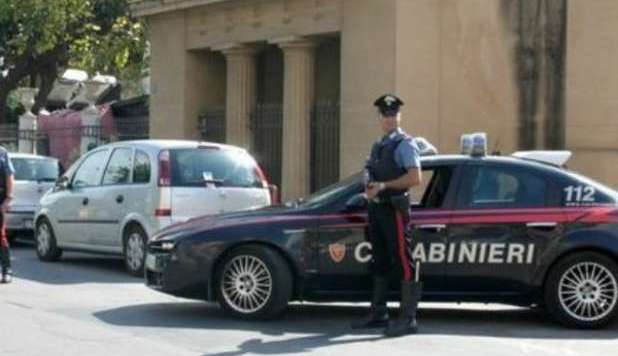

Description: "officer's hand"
365 183 381 200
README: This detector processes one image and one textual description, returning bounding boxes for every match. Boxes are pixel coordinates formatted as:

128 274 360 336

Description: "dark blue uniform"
352 93 423 337
365 128 420 280
0 146 15 283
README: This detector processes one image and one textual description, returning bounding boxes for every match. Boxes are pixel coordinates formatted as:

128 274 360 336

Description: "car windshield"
170 148 263 188
11 157 59 182
293 173 362 208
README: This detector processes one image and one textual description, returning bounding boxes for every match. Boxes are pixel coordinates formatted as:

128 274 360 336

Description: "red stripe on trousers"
0 222 7 248
395 212 412 281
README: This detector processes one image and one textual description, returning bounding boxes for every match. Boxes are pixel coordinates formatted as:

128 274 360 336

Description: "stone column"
17 88 39 154
276 38 316 201
217 44 257 149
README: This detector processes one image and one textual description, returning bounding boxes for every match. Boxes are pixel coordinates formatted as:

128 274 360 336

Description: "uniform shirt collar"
380 128 404 144
387 128 403 140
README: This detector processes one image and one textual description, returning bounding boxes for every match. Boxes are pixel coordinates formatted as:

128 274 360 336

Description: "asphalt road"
1 240 617 356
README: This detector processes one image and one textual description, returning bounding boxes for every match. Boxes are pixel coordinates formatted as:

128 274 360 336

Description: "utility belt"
370 193 409 212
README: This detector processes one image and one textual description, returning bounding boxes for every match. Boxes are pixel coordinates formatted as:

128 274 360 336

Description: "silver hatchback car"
34 140 273 275
6 153 60 241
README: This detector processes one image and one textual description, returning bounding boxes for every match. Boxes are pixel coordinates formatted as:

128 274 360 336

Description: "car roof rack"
511 150 572 167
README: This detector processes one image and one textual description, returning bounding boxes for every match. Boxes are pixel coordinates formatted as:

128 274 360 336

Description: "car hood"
153 205 311 241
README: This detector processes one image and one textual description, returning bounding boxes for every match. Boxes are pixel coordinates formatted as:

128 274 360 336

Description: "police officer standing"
351 94 422 337
0 145 15 283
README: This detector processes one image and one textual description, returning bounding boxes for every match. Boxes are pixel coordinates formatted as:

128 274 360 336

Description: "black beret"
374 94 404 116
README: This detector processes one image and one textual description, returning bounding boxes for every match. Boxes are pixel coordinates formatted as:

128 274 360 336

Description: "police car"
145 134 618 329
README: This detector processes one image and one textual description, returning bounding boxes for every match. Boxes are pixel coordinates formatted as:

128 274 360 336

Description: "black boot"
384 281 422 337
0 246 11 284
1 268 12 283
351 276 389 329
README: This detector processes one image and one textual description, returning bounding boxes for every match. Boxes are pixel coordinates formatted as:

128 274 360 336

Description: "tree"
0 0 146 122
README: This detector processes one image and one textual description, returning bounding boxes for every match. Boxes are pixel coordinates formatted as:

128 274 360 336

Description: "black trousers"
367 202 414 281
0 210 9 270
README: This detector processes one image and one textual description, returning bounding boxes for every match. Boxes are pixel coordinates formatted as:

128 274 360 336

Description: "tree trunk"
32 60 59 115
0 45 66 122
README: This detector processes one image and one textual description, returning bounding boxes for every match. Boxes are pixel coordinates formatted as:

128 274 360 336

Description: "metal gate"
114 116 149 141
0 124 18 151
311 102 340 192
199 109 226 143
250 103 283 188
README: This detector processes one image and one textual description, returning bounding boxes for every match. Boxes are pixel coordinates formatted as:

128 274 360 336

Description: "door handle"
526 222 558 229
82 197 89 205
417 224 447 232
116 195 124 204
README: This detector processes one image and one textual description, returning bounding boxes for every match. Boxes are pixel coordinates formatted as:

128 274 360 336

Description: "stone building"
130 0 618 199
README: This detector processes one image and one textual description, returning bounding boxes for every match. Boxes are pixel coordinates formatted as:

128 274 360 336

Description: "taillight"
155 208 172 217
158 150 171 186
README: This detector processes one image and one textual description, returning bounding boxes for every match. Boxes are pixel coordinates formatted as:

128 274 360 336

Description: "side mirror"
345 193 368 211
55 176 71 191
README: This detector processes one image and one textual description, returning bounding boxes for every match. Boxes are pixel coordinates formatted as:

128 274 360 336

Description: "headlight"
160 242 175 251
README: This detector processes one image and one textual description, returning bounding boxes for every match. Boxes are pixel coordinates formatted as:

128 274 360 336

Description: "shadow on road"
93 301 618 355
10 240 138 285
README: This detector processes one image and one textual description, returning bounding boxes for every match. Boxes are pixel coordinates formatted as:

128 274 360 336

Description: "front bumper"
144 244 210 300
5 210 35 234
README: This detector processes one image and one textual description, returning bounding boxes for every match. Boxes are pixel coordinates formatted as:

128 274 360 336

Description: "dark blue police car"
145 140 618 329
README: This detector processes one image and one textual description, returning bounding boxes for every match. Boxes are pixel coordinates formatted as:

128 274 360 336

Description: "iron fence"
0 124 18 151
250 103 283 188
0 114 149 157
114 116 149 140
311 101 340 192
199 109 226 143
17 129 51 155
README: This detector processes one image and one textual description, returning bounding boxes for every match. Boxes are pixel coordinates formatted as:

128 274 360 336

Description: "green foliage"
70 0 147 78
6 92 24 123
0 0 92 64
0 0 147 110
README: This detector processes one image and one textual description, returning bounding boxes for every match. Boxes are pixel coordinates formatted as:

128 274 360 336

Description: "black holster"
390 195 409 213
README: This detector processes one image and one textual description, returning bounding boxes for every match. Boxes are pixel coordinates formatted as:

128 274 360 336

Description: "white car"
6 153 60 241
34 140 274 275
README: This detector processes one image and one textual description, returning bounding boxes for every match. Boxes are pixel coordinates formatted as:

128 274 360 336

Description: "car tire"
544 251 618 329
123 224 147 277
35 218 62 262
215 245 293 320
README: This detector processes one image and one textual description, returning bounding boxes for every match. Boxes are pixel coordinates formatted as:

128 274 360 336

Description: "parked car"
6 153 60 241
145 146 618 329
34 140 274 276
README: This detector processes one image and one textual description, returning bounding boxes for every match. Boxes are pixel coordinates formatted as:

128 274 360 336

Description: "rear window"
170 148 263 188
11 158 59 182
458 165 548 208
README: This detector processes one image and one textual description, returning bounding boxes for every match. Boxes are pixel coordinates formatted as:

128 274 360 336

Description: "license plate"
145 254 157 271
24 219 33 229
